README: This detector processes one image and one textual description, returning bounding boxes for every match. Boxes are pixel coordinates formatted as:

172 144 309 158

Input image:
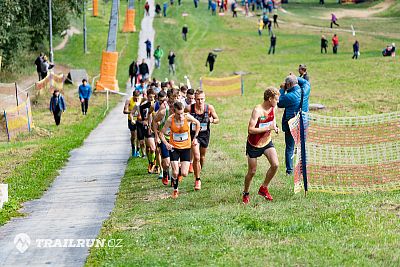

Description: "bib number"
259 121 272 129
191 122 208 132
173 132 188 142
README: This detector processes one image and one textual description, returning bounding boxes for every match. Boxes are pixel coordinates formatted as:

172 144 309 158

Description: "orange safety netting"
122 8 136 32
200 75 243 97
96 51 119 91
93 0 99 17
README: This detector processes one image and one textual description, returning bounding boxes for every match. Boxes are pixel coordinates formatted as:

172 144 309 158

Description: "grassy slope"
0 1 138 225
87 1 400 266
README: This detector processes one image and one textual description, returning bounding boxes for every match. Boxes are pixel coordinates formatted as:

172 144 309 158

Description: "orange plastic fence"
93 0 99 17
122 8 136 32
96 51 119 91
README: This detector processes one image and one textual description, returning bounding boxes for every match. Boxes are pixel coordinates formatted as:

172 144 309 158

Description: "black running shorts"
246 141 274 158
128 120 136 131
136 122 145 141
170 148 191 162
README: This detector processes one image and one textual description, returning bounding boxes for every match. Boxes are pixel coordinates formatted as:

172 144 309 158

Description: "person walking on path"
144 1 150 16
168 50 176 75
154 45 164 69
129 60 139 87
145 39 152 59
277 74 310 175
321 35 328 54
242 87 280 204
330 13 339 28
139 59 150 80
163 2 168 17
182 24 188 41
34 52 44 81
273 13 279 28
268 34 276 54
155 3 162 16
332 34 339 54
352 40 360 59
159 101 200 199
205 52 217 72
186 89 219 191
49 89 66 126
78 79 92 115
298 64 309 82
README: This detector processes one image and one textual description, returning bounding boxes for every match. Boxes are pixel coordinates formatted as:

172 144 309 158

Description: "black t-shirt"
139 101 152 122
168 54 175 64
139 63 149 75
182 27 188 34
270 36 276 46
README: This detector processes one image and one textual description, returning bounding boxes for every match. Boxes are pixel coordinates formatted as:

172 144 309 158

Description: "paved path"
0 2 155 266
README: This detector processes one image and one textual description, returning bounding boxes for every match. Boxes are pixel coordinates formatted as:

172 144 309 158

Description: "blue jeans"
155 58 161 68
285 130 295 174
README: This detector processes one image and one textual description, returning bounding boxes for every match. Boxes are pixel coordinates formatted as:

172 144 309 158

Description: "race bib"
173 132 189 142
259 121 272 129
191 122 208 132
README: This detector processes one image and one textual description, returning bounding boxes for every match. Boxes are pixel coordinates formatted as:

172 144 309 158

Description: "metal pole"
83 0 87 53
49 0 54 62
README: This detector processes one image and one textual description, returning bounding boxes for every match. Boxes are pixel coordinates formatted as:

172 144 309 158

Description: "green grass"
86 1 400 266
0 1 139 225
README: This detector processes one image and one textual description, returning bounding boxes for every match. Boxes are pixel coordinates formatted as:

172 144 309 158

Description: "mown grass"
86 1 400 266
0 1 139 225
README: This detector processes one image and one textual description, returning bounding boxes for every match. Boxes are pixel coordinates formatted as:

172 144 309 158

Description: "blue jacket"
277 77 310 132
79 84 92 99
49 94 66 112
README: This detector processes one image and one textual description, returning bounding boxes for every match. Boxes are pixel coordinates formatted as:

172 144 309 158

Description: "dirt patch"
379 202 400 217
163 18 177 25
322 0 394 19
142 189 170 202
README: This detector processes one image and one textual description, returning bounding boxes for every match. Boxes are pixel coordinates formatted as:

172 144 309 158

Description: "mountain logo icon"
14 233 31 253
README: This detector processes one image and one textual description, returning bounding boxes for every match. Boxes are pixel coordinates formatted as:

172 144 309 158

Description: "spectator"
155 3 162 16
332 34 339 54
194 0 199 8
352 40 359 59
182 24 188 41
139 59 150 80
391 43 396 57
168 50 176 75
145 39 152 59
298 64 309 82
258 19 263 36
273 12 279 28
262 13 269 29
154 45 164 69
277 75 310 175
40 55 53 80
129 60 138 87
49 89 66 126
331 13 339 28
321 35 328 54
268 34 276 54
211 1 217 15
163 2 168 17
78 79 92 115
231 1 237 17
34 52 44 81
144 1 150 16
205 52 217 72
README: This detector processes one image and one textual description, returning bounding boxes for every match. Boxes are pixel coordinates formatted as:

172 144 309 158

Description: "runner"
138 89 157 173
242 87 280 204
152 89 180 186
186 89 219 190
123 90 142 157
153 90 167 179
159 102 200 199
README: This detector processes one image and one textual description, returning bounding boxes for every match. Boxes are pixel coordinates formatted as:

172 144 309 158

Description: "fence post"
26 93 31 132
240 75 244 96
4 110 10 142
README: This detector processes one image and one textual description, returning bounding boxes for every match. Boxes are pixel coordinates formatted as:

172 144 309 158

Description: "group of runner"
123 79 219 198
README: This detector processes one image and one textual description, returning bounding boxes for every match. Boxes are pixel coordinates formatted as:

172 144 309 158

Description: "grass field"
0 1 139 225
86 1 400 266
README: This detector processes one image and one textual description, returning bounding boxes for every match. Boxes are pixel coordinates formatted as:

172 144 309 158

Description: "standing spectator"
332 34 339 54
78 79 92 115
205 52 217 72
194 0 199 8
168 50 176 75
145 39 152 59
320 0 324 4
245 0 249 16
49 89 66 126
321 35 328 54
258 19 263 36
211 1 217 15
208 0 212 10
352 40 359 59
298 64 309 82
170 0 174 5
268 34 276 54
163 2 168 17
154 45 164 69
330 13 339 28
277 75 310 175
267 19 272 36
231 1 237 17
34 52 44 81
40 55 53 79
262 13 269 29
182 24 188 41
391 43 396 57
273 12 279 28
139 59 150 80
219 0 225 13
155 3 162 16
144 1 150 16
129 60 138 87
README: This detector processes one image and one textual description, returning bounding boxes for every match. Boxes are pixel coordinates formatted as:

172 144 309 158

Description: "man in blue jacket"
277 74 310 175
49 89 66 126
78 79 92 115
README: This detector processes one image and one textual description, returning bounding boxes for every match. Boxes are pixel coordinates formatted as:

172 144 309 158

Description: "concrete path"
0 3 155 266
137 0 155 71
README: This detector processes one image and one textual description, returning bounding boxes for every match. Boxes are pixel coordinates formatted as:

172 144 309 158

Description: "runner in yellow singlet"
123 90 141 157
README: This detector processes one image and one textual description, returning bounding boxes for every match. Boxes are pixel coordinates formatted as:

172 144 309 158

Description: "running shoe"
258 185 273 201
162 173 169 186
135 151 141 158
242 193 250 204
189 163 194 173
194 179 201 191
131 150 136 157
172 189 179 199
147 164 153 174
